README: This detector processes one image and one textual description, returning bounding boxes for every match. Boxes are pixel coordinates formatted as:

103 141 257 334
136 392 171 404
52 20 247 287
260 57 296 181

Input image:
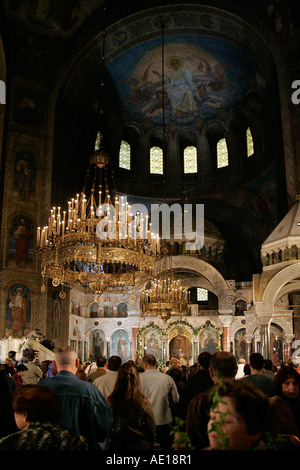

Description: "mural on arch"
8 215 34 270
107 34 254 130
169 334 192 362
6 283 31 337
111 329 130 362
13 150 36 202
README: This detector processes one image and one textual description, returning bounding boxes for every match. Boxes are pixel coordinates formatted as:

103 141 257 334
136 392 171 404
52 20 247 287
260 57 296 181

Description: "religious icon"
199 327 219 354
13 150 36 201
112 329 130 362
234 329 247 360
90 329 105 360
144 330 162 360
9 215 33 269
6 284 31 337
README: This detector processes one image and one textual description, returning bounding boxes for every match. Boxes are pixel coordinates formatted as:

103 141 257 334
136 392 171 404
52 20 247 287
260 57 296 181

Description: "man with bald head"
38 346 112 450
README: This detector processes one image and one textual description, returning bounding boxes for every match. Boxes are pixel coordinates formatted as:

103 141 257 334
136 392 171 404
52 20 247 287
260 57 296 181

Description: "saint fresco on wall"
111 329 130 362
90 329 106 360
144 329 162 361
6 283 31 337
8 215 34 270
13 150 36 202
117 301 128 317
199 326 219 354
169 334 192 362
234 328 247 360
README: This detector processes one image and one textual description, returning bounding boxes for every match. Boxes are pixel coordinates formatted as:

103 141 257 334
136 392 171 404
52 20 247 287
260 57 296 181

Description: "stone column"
131 326 138 360
245 335 253 363
284 334 295 362
257 316 272 359
218 313 233 352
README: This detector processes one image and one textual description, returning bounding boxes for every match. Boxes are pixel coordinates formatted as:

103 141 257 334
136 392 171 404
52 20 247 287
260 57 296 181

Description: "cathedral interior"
0 0 300 367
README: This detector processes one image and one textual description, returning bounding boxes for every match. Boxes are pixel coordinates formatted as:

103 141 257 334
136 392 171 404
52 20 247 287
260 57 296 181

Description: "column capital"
218 314 233 326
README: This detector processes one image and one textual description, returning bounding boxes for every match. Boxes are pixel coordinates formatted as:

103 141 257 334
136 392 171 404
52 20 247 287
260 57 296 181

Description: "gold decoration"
139 270 190 320
37 132 160 294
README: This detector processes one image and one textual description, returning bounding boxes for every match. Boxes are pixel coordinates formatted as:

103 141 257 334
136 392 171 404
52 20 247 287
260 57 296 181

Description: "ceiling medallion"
37 132 160 294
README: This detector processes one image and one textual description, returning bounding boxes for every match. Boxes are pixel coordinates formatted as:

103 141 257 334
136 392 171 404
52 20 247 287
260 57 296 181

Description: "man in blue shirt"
38 346 112 450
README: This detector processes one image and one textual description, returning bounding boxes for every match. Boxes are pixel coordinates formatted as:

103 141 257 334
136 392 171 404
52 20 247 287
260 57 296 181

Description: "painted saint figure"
8 287 28 336
13 217 31 268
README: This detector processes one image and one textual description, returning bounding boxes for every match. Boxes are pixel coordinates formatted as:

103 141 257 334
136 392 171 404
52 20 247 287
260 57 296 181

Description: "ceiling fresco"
106 34 254 129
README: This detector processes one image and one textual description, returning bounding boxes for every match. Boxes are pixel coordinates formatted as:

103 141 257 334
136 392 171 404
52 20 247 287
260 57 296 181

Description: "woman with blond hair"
107 362 156 450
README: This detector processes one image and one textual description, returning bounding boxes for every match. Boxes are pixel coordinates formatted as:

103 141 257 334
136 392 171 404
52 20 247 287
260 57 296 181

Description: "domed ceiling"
2 1 288 281
57 4 277 134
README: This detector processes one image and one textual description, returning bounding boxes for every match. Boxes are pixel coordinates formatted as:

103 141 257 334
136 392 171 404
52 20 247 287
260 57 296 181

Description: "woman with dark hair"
270 365 300 445
107 362 156 450
0 385 88 450
207 379 272 450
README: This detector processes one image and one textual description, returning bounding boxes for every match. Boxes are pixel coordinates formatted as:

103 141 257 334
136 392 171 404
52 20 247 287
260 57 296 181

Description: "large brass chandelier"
37 133 160 294
139 270 190 321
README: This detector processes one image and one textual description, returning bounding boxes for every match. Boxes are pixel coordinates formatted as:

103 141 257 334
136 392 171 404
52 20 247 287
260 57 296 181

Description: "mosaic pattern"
183 146 197 174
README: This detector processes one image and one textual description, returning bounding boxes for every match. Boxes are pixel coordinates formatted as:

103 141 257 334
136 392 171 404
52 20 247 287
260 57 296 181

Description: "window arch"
217 138 229 168
119 140 131 170
183 145 197 174
246 127 254 157
150 146 164 174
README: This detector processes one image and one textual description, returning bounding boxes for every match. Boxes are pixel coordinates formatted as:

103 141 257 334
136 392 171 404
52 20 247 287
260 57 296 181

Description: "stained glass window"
246 128 254 157
150 146 163 174
119 140 131 170
197 288 208 301
217 138 229 168
184 146 197 174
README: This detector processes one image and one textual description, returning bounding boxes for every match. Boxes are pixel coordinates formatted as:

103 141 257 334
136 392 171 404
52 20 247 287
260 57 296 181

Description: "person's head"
197 351 211 369
96 357 107 368
274 365 300 399
169 357 181 369
207 379 271 450
8 351 16 360
249 353 264 372
209 351 238 383
142 354 157 370
238 358 246 365
107 355 122 371
13 385 61 430
54 346 79 374
108 362 144 410
16 364 28 377
263 359 273 371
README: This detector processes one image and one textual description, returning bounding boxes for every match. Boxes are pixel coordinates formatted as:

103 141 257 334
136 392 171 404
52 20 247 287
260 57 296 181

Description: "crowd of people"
1 346 300 451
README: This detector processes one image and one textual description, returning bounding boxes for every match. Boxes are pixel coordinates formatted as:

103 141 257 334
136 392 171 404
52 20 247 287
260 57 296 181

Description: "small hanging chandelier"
37 133 160 295
139 270 190 320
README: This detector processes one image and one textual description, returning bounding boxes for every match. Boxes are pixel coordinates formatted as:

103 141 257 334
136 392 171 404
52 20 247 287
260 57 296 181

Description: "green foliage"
170 417 194 450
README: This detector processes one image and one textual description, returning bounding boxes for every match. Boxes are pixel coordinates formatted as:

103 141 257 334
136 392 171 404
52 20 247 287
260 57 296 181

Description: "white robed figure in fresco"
165 56 199 116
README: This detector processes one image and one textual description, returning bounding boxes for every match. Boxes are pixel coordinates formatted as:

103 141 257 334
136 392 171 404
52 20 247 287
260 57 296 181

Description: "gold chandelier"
139 270 190 321
37 133 160 294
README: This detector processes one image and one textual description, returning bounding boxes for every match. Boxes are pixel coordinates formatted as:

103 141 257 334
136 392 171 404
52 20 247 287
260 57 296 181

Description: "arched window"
150 146 163 174
217 138 229 168
119 140 131 170
246 127 254 157
183 145 197 174
197 288 208 301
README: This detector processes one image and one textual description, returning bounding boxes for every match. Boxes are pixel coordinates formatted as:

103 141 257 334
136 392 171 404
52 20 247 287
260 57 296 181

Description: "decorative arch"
161 255 232 309
262 264 300 311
